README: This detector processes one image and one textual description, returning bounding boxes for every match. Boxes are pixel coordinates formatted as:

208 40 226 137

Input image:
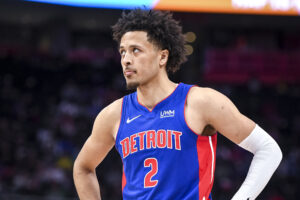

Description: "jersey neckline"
135 82 182 113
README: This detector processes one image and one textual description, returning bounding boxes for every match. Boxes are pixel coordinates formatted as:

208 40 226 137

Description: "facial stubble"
126 81 140 90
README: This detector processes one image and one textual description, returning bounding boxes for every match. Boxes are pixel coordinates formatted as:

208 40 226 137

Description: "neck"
137 77 177 111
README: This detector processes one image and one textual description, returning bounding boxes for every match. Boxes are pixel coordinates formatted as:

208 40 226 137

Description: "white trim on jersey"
208 136 215 183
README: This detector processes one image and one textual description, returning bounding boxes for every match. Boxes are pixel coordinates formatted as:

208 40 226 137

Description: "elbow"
265 140 283 169
73 158 94 179
73 158 80 174
73 158 82 179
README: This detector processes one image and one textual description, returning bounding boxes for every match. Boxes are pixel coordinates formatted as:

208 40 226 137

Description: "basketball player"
73 9 282 200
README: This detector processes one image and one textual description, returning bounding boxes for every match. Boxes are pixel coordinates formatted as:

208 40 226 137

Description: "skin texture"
73 31 255 199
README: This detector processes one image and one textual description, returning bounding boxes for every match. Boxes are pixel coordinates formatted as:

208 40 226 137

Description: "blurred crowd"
0 46 124 199
0 21 299 200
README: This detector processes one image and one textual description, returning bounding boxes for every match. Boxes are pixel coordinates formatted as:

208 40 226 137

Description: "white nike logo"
126 115 142 124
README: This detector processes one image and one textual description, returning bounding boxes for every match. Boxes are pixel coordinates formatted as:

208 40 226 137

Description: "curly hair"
112 9 187 74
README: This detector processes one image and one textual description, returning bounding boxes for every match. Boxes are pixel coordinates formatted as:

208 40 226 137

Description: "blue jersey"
115 83 217 200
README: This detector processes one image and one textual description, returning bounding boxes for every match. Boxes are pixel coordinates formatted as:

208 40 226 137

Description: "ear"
159 49 169 67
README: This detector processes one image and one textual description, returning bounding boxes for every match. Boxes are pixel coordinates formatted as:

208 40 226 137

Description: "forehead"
120 31 154 49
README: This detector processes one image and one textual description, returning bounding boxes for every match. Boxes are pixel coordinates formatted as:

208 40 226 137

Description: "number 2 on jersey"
144 158 158 188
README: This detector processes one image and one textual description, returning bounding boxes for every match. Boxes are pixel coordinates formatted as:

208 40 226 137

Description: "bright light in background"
185 32 196 43
232 0 300 12
24 0 300 15
24 0 157 9
185 44 194 55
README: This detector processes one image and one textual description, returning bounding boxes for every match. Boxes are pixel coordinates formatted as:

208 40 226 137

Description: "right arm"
73 98 122 200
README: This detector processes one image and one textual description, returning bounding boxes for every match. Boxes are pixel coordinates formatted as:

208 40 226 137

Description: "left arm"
190 87 282 200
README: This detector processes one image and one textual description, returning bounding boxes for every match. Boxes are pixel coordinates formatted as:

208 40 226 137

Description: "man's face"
119 31 164 90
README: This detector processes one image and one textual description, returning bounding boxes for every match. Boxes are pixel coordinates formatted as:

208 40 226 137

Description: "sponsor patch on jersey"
160 110 175 118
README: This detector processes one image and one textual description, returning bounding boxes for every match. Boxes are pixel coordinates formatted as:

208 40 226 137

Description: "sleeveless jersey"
115 83 217 200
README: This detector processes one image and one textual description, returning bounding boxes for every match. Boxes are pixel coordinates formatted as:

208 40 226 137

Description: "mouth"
124 70 136 77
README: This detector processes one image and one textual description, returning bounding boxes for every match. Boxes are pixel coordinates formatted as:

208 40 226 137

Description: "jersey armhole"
180 85 201 136
180 85 217 139
115 97 125 145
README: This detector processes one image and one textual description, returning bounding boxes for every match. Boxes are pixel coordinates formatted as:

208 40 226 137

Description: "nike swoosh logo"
126 115 142 124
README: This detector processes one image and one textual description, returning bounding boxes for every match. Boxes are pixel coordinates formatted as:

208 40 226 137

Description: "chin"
126 81 140 90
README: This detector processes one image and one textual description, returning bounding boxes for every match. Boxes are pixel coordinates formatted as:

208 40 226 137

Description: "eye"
133 48 140 53
120 50 126 56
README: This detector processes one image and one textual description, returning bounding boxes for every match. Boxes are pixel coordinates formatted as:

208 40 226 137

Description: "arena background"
0 0 299 199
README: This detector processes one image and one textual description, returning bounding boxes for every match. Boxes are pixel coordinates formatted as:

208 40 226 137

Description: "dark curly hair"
112 9 187 74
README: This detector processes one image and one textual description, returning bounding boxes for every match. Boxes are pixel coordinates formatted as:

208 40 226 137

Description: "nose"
122 52 132 66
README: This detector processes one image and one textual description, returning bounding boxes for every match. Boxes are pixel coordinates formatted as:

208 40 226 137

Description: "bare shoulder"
187 86 255 143
74 98 123 170
98 98 123 122
187 86 227 107
185 86 223 135
187 86 239 118
93 97 123 140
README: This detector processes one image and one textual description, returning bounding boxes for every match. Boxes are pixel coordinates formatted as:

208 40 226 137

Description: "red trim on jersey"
184 85 218 199
115 97 124 142
122 166 126 192
136 83 181 112
116 98 126 194
183 85 217 136
196 135 217 200
184 86 201 136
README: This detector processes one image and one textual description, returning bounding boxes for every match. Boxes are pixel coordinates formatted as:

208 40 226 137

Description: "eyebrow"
119 44 143 50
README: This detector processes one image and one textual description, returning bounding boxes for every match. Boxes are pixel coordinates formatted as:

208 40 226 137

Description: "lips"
124 70 136 77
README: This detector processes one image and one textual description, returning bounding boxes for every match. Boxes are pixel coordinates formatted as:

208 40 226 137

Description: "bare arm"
201 88 255 142
186 87 255 141
73 98 122 200
187 87 282 199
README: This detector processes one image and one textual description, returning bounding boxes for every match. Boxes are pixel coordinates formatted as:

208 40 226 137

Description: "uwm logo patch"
160 110 175 118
